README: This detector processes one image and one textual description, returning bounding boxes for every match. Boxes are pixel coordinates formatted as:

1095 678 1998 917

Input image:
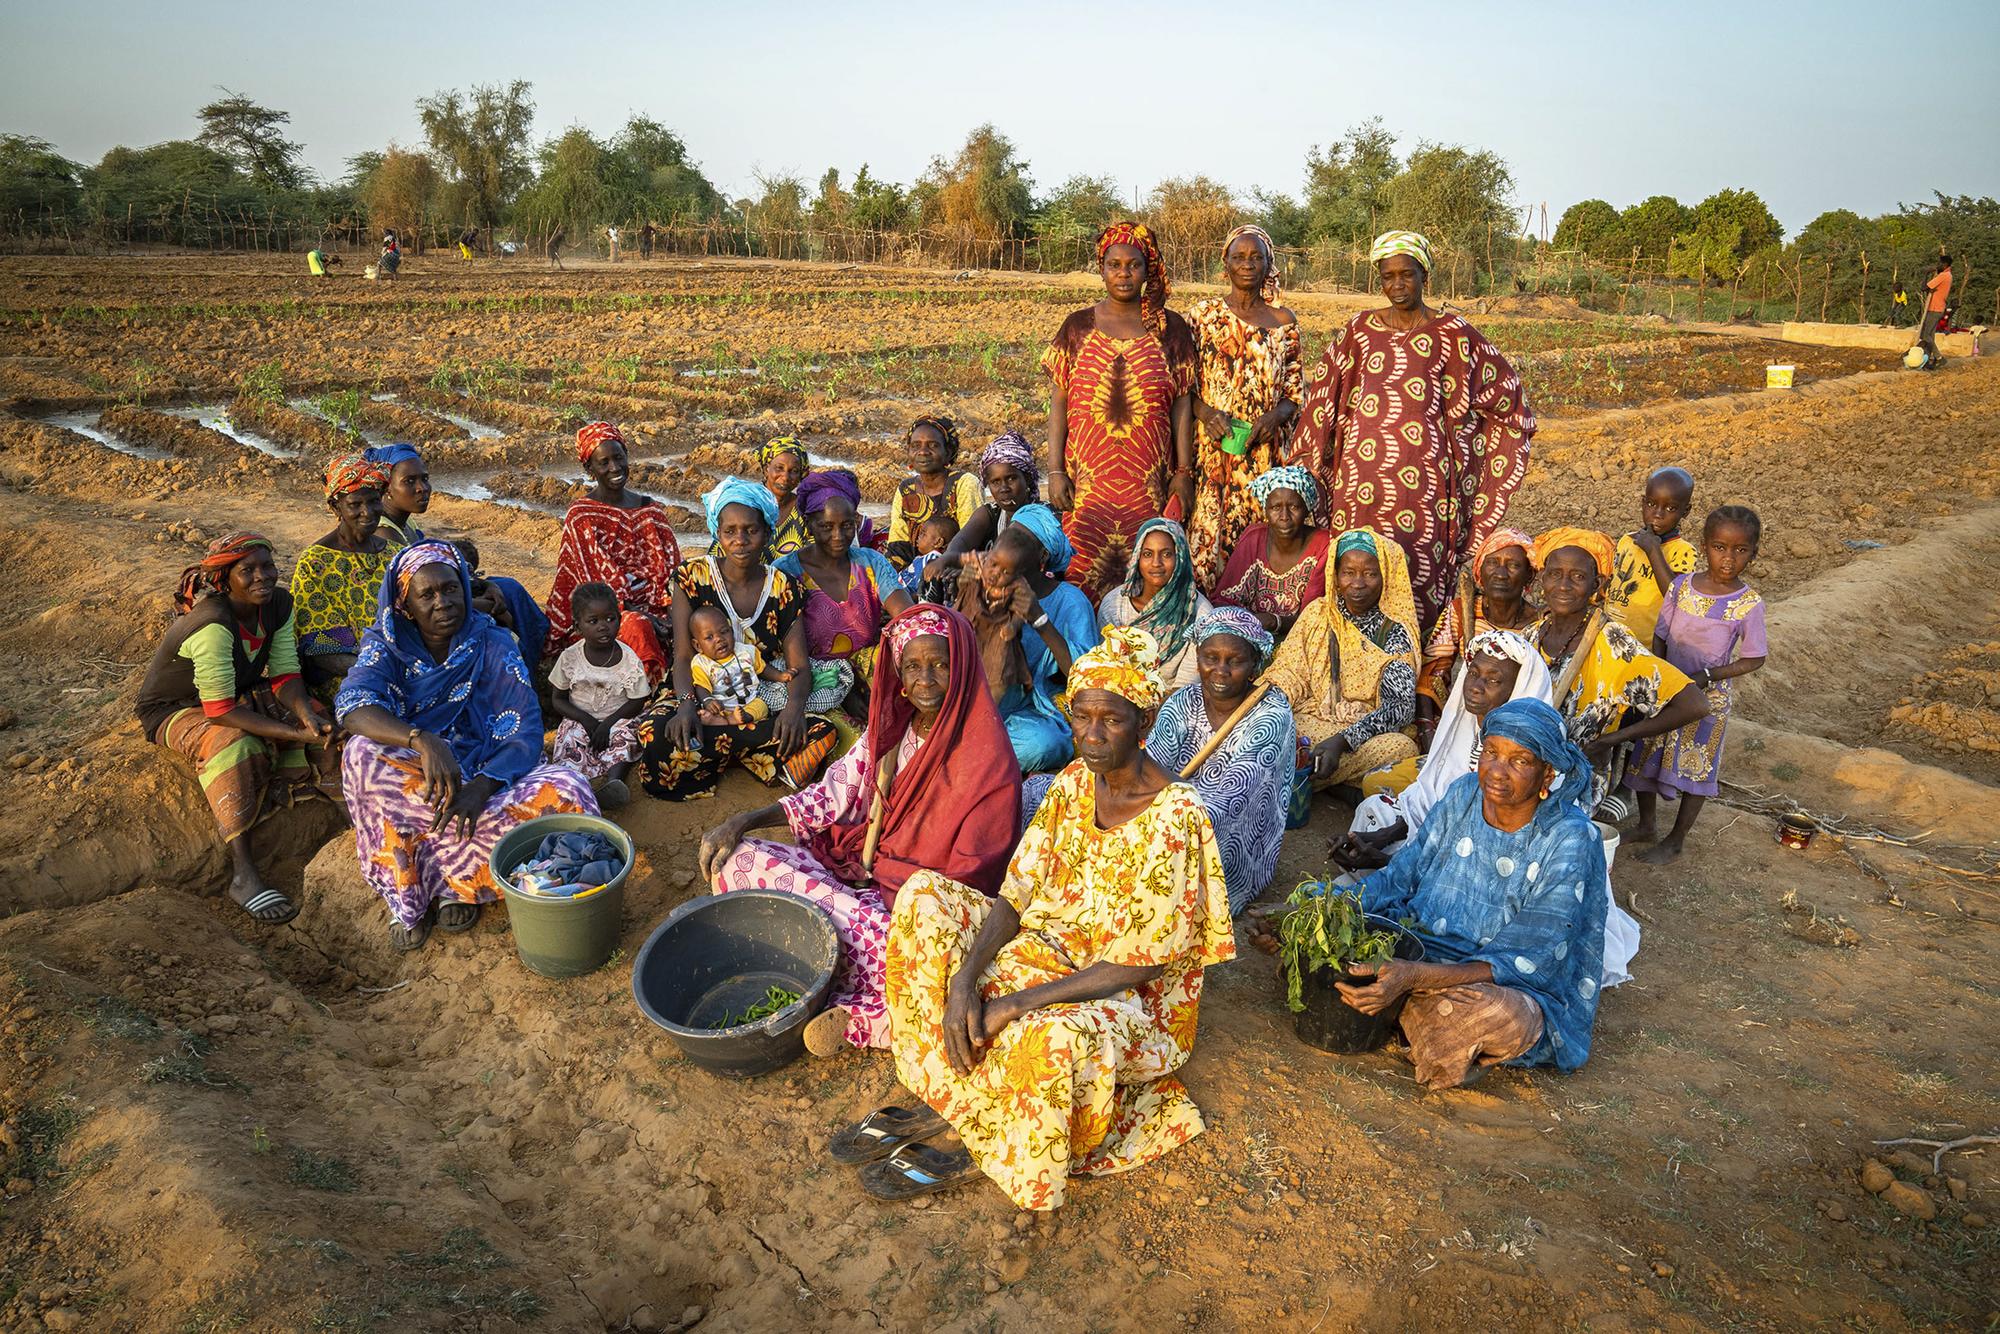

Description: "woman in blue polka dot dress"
1328 697 1609 1089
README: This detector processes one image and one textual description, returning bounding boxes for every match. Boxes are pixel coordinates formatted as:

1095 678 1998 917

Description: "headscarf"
1401 629 1553 831
1007 502 1072 575
755 435 809 470
795 469 861 518
1222 223 1281 304
1533 527 1616 581
323 452 388 501
1061 625 1166 713
818 605 1021 899
1329 528 1421 700
702 476 778 538
1473 526 1538 574
393 540 463 606
1097 220 1169 336
1120 517 1200 661
1483 697 1595 826
173 532 272 614
1369 229 1434 277
1249 463 1319 515
335 540 539 786
575 420 625 465
1191 605 1274 666
907 415 962 465
980 430 1039 494
363 442 422 470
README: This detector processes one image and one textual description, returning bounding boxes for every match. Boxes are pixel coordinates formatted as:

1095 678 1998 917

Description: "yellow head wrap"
1532 527 1617 581
1060 626 1165 714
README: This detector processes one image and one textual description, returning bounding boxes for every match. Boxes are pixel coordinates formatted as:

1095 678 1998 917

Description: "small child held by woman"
896 515 958 596
547 582 652 808
1627 505 1768 863
688 605 791 726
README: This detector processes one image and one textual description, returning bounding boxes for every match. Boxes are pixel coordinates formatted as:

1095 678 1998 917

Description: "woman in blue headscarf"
1096 517 1211 690
335 541 597 951
1258 697 1608 1089
363 442 431 547
954 502 1101 773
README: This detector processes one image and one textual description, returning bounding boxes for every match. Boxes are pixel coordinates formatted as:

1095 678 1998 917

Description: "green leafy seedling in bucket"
1276 882 1398 1013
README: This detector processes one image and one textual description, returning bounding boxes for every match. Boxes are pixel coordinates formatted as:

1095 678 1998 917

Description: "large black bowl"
1291 914 1427 1055
631 891 841 1078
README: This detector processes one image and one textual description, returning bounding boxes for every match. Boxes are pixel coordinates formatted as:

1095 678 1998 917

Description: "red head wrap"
576 420 625 465
174 532 272 613
1097 220 1170 335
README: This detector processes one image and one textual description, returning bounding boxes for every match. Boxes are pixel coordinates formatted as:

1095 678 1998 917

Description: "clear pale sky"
3 0 1995 234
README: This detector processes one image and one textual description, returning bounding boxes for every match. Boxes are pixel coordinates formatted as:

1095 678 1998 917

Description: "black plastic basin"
1291 915 1427 1055
631 890 840 1078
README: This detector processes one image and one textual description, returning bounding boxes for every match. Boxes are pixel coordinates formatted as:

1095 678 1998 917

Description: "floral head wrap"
1474 526 1538 573
1192 605 1274 666
980 430 1039 493
795 468 862 517
884 605 955 669
1006 502 1072 575
1061 626 1165 713
1097 220 1169 336
323 451 388 502
756 435 809 470
703 476 778 538
1533 527 1616 581
907 415 962 465
1121 517 1200 661
1249 463 1319 514
1483 697 1595 823
392 540 464 607
1369 229 1434 277
173 532 272 614
575 421 625 465
1222 223 1281 304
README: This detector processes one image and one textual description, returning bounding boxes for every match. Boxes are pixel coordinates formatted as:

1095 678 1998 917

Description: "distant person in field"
1044 221 1197 597
377 230 401 279
307 246 340 276
335 542 595 953
605 224 621 263
1627 506 1768 864
547 226 566 270
1186 224 1302 593
1919 255 1953 365
1287 229 1535 637
638 221 656 260
457 226 479 261
545 421 682 681
1890 280 1909 326
137 534 334 924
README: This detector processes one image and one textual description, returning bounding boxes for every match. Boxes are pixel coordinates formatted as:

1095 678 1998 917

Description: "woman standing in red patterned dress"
1287 230 1535 635
1043 221 1196 598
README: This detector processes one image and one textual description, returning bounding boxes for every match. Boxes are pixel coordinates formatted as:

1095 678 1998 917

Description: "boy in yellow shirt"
1605 466 1698 642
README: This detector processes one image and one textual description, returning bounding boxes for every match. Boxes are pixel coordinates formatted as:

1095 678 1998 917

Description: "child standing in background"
547 582 651 808
1627 505 1769 864
1605 466 1699 644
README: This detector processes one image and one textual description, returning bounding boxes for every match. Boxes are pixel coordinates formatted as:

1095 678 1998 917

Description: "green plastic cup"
1219 416 1254 456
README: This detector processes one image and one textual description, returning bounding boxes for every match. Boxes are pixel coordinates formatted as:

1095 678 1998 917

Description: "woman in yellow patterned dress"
1262 527 1421 790
874 628 1234 1209
1186 226 1302 592
294 452 395 703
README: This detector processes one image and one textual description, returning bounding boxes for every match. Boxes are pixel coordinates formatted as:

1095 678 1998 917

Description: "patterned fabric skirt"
1399 983 1544 1089
635 695 839 800
160 700 314 842
1626 685 1732 799
713 839 891 1049
548 718 643 782
886 872 1207 1211
340 736 598 928
1311 730 1417 791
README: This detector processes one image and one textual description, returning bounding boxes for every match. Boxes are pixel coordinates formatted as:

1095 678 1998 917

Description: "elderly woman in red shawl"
545 421 682 680
1044 220 1198 596
1287 229 1535 636
696 605 1022 1056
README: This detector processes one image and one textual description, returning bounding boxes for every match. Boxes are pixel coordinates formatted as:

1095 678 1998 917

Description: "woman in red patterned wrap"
545 421 682 680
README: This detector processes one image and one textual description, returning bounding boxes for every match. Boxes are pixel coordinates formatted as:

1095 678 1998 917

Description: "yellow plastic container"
1765 364 1796 389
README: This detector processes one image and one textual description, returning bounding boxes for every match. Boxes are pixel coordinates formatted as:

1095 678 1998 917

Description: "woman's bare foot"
803 1005 852 1057
1625 822 1660 845
1635 839 1684 865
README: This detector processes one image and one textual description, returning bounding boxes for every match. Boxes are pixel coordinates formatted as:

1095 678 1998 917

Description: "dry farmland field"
0 253 1994 1333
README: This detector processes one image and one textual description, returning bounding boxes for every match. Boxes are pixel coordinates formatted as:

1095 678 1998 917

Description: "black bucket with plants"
1278 883 1425 1054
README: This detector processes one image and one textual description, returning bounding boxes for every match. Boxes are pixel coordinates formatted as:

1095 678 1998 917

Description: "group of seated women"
141 398 1727 1212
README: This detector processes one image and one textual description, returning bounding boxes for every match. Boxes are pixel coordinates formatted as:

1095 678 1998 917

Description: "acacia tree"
196 91 308 190
608 116 722 223
1147 176 1238 268
417 81 536 232
1381 142 1514 290
1619 195 1691 261
517 128 608 236
362 146 441 243
1553 199 1622 256
0 135 84 223
1300 117 1399 245
914 125 1033 242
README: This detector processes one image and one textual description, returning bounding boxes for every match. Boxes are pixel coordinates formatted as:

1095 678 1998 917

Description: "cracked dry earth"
0 255 1994 1332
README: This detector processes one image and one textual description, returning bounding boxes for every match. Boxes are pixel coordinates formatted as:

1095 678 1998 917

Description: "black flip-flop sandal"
236 887 299 925
435 903 480 934
859 1141 977 1201
390 918 431 952
829 1104 948 1166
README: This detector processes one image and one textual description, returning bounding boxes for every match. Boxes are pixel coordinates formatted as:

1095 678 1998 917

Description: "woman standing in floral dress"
1185 225 1302 591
